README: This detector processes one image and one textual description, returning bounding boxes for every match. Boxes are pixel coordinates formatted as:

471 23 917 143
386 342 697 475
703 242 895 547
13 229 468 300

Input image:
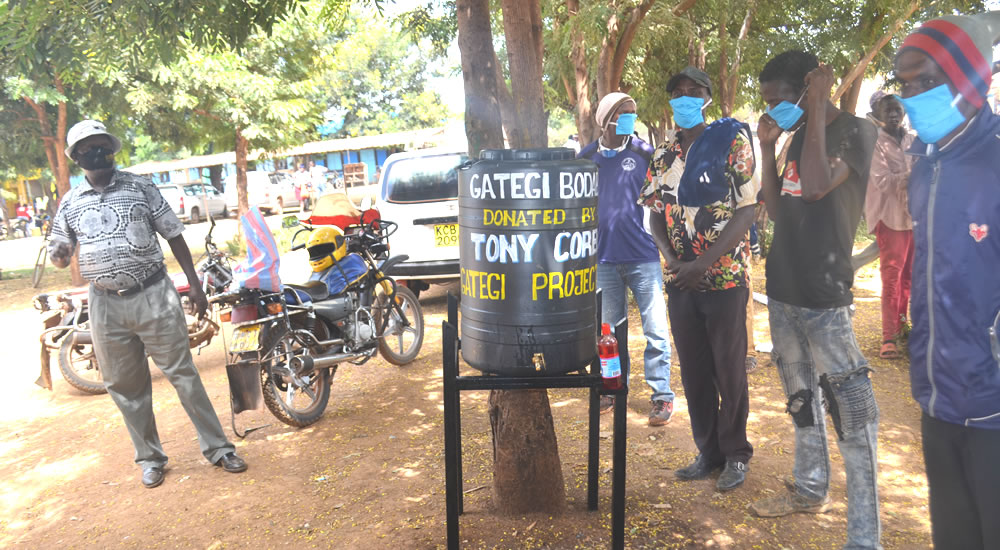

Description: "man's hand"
50 241 73 268
804 64 835 108
189 286 209 319
757 113 783 146
668 259 712 292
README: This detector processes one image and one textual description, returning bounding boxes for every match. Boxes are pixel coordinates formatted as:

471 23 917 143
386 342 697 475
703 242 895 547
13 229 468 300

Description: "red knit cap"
901 12 1000 109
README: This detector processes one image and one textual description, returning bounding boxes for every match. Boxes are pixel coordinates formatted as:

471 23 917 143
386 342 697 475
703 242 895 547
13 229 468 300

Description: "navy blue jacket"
908 109 1000 429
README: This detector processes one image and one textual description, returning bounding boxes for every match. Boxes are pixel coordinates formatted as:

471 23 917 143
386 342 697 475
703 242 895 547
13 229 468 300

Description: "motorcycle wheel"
261 333 332 427
375 284 424 366
58 332 107 395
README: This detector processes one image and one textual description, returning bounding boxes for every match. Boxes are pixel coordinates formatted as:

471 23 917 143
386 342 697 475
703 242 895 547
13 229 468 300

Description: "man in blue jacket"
895 13 1000 549
579 92 674 425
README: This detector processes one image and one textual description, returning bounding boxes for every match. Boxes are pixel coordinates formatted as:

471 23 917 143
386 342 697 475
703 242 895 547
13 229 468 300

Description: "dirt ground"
0 256 933 549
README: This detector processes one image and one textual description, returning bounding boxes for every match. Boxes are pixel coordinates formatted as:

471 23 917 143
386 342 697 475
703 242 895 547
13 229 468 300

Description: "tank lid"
478 147 577 162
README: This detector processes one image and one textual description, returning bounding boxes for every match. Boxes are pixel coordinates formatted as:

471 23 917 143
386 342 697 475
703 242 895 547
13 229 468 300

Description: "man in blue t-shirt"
579 92 674 425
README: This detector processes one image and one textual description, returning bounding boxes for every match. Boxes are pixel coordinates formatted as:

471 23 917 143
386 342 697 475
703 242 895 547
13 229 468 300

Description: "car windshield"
383 154 466 202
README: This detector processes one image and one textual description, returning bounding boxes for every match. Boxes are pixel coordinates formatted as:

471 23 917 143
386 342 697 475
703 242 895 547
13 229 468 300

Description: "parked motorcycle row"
32 212 425 432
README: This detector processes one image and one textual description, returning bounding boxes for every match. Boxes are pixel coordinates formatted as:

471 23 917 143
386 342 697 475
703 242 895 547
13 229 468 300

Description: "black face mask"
76 146 115 170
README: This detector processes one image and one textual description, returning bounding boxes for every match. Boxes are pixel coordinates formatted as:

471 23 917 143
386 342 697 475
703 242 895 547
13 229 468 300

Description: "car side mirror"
282 215 300 229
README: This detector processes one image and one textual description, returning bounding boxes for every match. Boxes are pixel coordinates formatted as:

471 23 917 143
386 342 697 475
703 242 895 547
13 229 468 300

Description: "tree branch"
609 0 657 89
832 0 920 102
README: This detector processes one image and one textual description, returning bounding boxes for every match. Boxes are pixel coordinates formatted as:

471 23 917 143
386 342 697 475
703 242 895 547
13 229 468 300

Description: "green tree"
319 14 452 138
127 6 335 217
1 0 304 280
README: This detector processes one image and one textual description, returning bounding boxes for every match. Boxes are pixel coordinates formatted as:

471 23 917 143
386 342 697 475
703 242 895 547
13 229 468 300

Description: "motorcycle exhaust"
72 330 93 346
290 350 369 372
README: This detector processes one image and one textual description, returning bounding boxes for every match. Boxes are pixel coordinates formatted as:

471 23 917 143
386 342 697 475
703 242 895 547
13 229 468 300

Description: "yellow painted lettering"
532 273 547 300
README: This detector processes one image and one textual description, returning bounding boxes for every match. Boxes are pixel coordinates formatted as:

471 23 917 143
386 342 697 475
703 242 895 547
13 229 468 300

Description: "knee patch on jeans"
819 367 878 441
785 389 815 428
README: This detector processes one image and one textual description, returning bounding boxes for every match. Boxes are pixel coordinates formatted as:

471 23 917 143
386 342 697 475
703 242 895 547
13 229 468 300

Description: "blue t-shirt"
579 137 659 264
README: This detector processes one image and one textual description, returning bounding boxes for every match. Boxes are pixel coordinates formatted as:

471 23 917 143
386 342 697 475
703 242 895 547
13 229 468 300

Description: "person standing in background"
864 92 915 360
578 92 675 426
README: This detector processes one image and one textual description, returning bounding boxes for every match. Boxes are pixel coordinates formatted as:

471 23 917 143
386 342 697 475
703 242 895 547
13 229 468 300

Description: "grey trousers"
90 276 234 469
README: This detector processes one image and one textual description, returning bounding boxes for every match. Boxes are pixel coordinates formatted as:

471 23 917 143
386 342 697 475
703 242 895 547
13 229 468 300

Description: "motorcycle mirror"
282 215 300 229
359 195 372 211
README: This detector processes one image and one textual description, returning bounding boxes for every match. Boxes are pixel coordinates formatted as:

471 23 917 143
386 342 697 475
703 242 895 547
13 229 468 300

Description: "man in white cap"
49 120 247 488
894 13 1000 548
578 93 674 425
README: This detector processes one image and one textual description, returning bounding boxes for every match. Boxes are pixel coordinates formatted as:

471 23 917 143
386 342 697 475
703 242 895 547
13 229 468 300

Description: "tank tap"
532 353 545 371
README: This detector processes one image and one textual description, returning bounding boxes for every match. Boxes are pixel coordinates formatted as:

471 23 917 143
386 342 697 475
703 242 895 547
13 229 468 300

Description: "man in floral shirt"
643 66 758 492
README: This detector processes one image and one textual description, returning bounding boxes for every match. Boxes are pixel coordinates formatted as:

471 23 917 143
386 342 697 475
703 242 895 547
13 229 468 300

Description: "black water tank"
458 147 599 376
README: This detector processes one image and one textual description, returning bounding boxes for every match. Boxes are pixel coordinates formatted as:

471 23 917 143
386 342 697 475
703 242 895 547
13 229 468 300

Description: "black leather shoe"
142 466 165 488
215 452 247 473
675 454 724 481
716 461 748 491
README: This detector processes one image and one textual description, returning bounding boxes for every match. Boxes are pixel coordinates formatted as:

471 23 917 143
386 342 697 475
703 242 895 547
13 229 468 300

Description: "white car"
224 170 301 215
374 149 468 297
158 182 228 223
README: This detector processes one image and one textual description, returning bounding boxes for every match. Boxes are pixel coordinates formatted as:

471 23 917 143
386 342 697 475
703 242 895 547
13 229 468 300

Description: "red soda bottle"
598 323 623 390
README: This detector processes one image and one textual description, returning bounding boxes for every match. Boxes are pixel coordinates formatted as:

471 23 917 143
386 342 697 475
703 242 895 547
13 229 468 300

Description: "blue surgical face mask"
613 113 637 136
669 96 711 129
766 89 807 131
898 84 967 144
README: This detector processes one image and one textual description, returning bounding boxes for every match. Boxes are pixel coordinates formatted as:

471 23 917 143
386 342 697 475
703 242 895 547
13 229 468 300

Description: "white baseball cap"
65 119 122 159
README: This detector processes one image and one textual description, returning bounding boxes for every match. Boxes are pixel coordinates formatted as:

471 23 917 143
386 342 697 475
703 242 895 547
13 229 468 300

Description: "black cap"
666 66 713 96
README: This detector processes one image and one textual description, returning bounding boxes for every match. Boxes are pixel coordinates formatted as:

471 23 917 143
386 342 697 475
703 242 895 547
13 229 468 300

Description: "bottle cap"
601 322 611 335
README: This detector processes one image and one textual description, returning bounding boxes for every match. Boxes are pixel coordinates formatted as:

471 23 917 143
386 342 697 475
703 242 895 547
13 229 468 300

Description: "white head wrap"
595 93 636 131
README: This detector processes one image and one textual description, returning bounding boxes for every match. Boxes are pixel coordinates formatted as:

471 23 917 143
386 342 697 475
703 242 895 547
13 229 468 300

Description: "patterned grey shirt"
49 170 185 291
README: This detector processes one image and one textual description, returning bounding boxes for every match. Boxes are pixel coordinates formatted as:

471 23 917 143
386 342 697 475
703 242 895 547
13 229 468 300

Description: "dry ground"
0 243 932 549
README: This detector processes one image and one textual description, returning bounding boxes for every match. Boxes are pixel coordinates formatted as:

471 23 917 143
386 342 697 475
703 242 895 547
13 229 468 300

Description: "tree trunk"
718 11 730 116
235 128 250 219
491 51 520 145
720 1 755 117
502 0 547 148
457 0 505 157
460 0 566 517
488 389 566 515
209 165 223 192
24 91 82 286
566 0 597 144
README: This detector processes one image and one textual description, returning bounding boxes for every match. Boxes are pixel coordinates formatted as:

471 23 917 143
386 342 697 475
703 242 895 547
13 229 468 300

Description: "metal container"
458 148 598 375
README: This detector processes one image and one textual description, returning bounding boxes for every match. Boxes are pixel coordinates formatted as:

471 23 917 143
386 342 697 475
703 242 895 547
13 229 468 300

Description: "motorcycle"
1 217 31 239
209 215 424 430
34 215 233 394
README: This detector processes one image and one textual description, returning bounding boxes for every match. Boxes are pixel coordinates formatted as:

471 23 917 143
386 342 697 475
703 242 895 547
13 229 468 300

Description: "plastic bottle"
598 323 623 390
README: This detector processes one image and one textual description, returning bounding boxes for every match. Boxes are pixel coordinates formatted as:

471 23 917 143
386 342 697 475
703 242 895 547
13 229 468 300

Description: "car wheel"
221 206 229 218
189 207 200 224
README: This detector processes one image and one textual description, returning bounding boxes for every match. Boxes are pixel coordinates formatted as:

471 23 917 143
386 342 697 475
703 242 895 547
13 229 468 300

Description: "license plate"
230 325 261 353
434 223 458 247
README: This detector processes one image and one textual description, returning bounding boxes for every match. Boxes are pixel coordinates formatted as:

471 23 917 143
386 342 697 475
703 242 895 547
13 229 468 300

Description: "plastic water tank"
458 148 599 375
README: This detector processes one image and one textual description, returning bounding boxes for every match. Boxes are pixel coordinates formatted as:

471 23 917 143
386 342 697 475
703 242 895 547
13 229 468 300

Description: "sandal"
879 341 900 359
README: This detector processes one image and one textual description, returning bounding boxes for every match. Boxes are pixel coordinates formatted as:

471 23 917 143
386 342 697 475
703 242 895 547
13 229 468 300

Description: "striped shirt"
49 170 184 291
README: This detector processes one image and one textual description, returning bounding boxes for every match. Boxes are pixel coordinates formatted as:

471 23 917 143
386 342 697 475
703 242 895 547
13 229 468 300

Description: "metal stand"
442 292 629 550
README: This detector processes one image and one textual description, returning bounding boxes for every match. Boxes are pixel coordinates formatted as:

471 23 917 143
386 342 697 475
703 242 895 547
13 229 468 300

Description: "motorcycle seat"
285 281 329 302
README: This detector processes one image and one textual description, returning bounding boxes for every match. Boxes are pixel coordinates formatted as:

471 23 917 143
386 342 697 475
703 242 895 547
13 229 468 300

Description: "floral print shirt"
639 129 758 290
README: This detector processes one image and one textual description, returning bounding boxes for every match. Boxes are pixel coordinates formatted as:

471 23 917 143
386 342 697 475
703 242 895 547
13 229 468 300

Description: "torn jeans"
769 298 881 550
